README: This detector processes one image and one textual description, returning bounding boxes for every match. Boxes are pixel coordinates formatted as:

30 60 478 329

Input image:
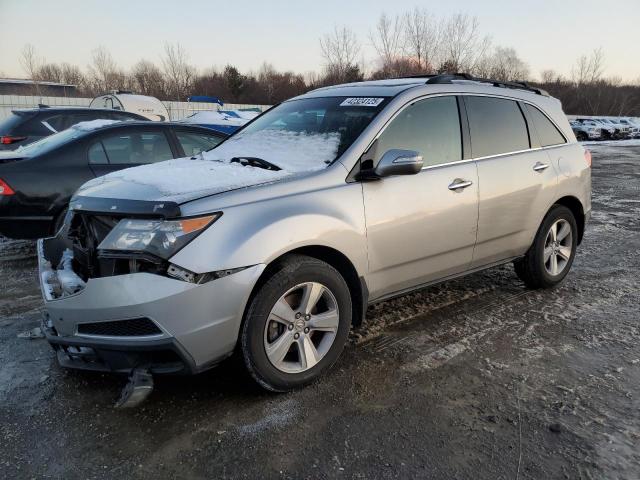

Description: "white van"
90 92 169 122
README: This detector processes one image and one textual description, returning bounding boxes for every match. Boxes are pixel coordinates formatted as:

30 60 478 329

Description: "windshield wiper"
230 157 281 171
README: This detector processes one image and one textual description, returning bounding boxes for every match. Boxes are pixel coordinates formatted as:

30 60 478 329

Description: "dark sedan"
0 106 148 151
0 121 227 239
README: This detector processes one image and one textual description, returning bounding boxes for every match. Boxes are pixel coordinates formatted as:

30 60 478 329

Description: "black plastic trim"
70 196 182 219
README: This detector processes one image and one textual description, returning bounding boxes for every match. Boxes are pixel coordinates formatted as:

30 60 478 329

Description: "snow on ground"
581 139 640 147
71 119 120 131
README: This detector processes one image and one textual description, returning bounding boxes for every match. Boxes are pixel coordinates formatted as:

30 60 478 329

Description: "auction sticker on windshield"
340 97 385 107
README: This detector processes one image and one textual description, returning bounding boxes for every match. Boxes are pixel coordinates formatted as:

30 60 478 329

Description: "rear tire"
514 205 578 289
241 254 352 392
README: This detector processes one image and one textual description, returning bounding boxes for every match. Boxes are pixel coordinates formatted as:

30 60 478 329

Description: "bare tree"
161 42 196 100
132 60 165 97
87 46 120 92
572 48 605 85
482 46 529 81
402 8 441 73
441 13 491 73
320 26 361 82
20 44 42 94
370 13 404 71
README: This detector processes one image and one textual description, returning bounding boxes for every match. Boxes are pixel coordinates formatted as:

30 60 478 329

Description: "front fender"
169 183 368 276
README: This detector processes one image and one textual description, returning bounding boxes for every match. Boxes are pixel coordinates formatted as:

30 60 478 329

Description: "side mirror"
368 149 423 179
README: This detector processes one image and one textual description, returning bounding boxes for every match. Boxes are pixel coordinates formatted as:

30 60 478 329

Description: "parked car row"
0 120 227 238
570 116 640 141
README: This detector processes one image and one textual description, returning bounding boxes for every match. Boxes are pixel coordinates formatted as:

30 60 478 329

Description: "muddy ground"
1 144 639 479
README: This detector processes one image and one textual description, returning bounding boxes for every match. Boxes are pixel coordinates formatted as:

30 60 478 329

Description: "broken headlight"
98 213 220 259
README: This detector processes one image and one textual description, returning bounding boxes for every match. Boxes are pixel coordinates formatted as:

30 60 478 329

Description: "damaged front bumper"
37 236 265 375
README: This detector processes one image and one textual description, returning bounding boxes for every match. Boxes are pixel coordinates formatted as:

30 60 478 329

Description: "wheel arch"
553 195 585 244
243 245 368 329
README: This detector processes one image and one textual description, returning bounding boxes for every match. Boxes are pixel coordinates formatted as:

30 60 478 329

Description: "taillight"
0 178 15 195
584 149 592 168
0 136 26 145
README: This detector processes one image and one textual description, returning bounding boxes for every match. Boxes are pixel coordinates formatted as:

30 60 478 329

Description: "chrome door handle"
448 179 473 191
533 162 549 172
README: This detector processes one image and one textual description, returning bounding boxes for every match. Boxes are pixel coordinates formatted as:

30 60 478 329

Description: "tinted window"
373 96 462 168
101 131 173 164
43 114 74 132
176 131 224 156
88 142 109 164
0 112 47 136
525 104 565 147
465 96 529 158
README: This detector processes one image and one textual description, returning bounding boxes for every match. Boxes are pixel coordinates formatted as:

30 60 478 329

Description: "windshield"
15 127 88 156
206 96 389 172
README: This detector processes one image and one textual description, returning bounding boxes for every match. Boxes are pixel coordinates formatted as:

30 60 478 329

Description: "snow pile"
205 129 341 172
72 119 120 131
223 110 260 121
81 129 340 199
177 111 247 127
56 249 86 295
83 157 286 198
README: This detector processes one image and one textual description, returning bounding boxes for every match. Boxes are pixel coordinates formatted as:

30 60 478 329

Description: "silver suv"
38 74 592 393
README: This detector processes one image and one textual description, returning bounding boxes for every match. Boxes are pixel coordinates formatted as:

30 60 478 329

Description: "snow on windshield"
204 129 341 172
72 119 120 131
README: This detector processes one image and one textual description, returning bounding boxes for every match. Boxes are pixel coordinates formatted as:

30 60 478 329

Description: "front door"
362 95 479 300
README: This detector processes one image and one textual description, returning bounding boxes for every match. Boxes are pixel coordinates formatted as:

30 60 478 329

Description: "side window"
101 131 173 164
373 96 462 168
465 96 529 158
176 131 224 156
42 114 71 132
525 104 566 147
88 142 109 164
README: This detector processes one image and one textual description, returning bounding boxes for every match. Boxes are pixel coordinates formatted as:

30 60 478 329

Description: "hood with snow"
76 129 341 204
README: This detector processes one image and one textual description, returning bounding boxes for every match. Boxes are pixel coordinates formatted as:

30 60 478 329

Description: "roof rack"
425 73 549 96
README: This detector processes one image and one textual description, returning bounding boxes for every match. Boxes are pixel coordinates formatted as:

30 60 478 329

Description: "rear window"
465 96 530 158
524 104 566 147
0 112 48 136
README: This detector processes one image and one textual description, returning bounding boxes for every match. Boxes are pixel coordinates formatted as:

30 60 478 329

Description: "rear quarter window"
524 104 566 147
465 96 530 158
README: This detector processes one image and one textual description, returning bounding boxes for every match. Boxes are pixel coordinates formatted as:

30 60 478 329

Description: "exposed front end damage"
38 224 265 405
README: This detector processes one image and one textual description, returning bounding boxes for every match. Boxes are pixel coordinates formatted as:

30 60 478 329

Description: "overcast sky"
1 0 638 82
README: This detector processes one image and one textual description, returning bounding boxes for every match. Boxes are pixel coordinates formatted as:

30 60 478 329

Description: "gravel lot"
1 144 639 479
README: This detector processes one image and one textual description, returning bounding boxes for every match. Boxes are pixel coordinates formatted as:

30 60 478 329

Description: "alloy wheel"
544 219 573 276
263 282 340 373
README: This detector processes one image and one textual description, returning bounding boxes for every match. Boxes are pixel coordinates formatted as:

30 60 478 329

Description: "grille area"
77 318 163 337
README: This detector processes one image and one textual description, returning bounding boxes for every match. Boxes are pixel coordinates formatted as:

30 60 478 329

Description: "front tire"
514 205 578 289
241 254 352 392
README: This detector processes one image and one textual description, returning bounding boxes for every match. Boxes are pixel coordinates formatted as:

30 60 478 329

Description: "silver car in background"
38 74 591 393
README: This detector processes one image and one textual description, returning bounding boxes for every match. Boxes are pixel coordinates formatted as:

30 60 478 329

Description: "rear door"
465 95 559 268
87 127 176 177
362 95 479 299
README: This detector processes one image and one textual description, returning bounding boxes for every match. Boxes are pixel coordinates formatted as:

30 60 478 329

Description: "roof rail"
425 73 549 96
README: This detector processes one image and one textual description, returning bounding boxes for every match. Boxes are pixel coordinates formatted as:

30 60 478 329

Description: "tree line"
16 9 640 115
